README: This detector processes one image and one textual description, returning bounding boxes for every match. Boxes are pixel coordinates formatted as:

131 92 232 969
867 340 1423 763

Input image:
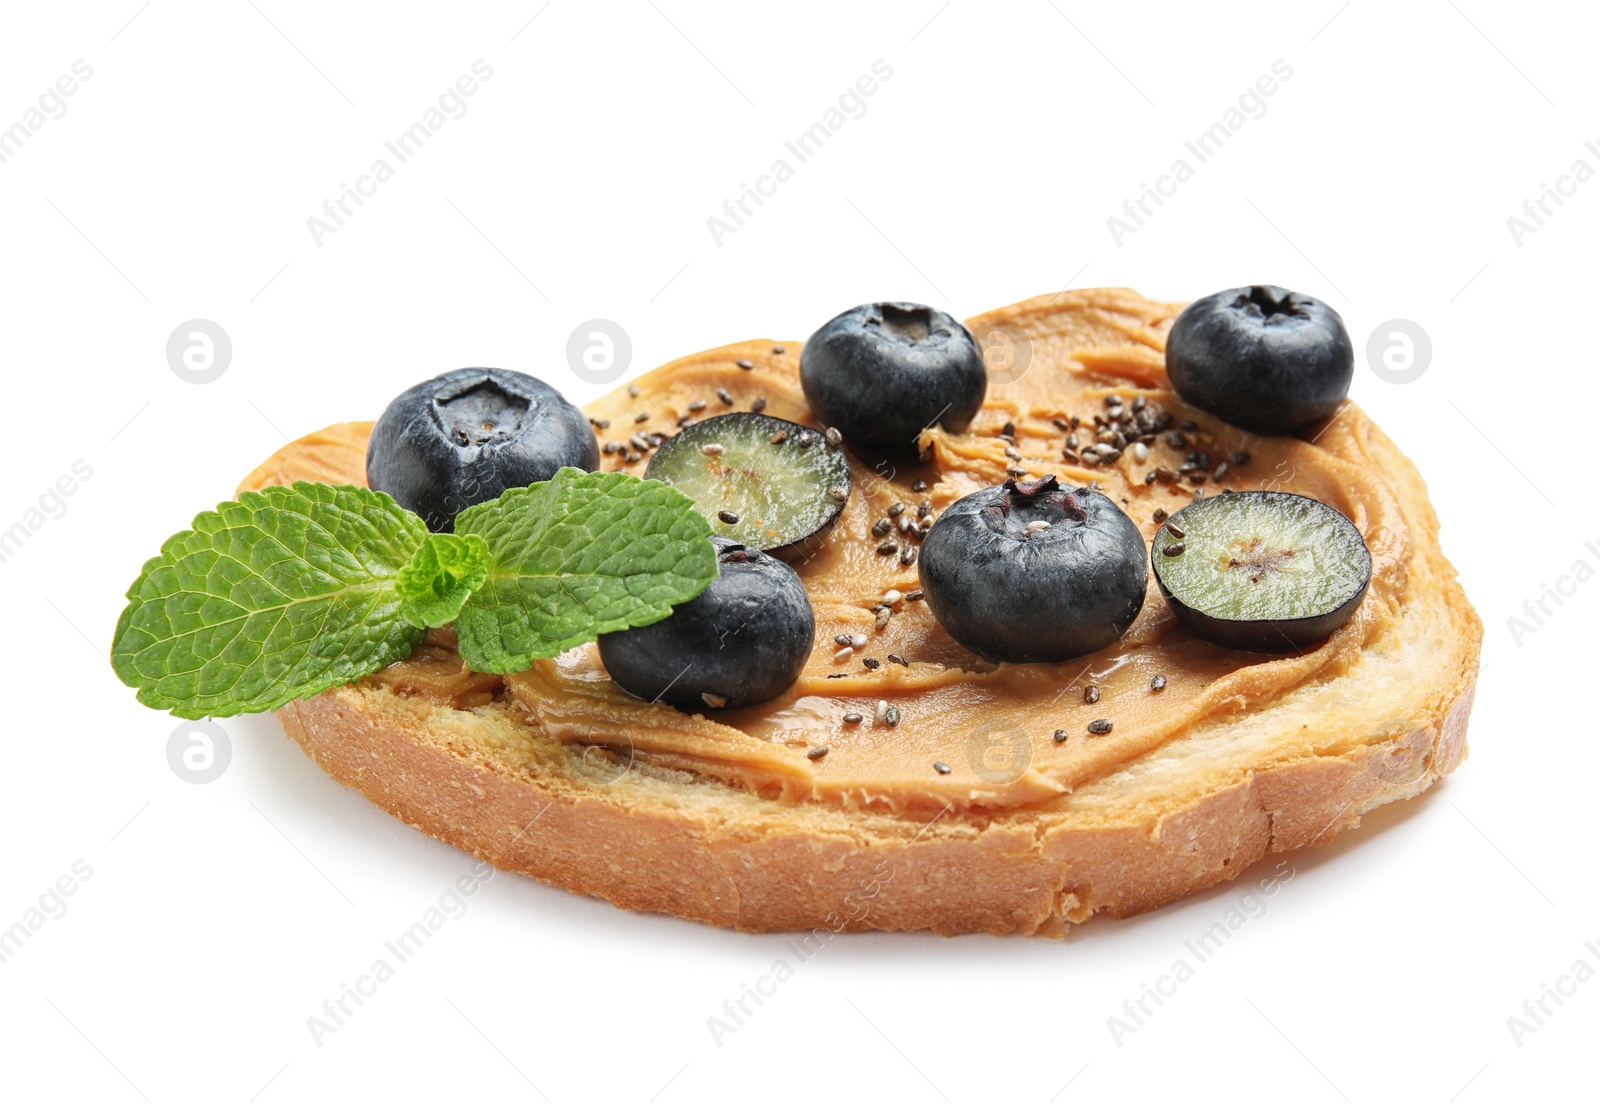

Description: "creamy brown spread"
239 290 1409 815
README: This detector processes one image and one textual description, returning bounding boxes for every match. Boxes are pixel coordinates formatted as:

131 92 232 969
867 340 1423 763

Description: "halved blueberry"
800 302 987 456
598 537 815 711
1165 286 1353 436
918 475 1147 663
1150 491 1371 652
644 412 851 561
367 368 598 531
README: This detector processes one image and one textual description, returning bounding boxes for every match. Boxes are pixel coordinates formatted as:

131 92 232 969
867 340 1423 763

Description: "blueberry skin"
1165 286 1353 436
367 368 598 532
800 302 987 456
598 538 816 712
918 476 1147 664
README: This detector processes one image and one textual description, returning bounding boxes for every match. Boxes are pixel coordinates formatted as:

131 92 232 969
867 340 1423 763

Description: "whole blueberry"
598 537 815 712
367 368 598 531
800 302 987 456
918 475 1147 664
1165 286 1353 436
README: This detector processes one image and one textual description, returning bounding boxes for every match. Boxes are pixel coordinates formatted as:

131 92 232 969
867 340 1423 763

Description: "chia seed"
736 358 754 370
842 712 863 724
887 654 908 667
807 746 829 760
1083 685 1100 704
877 541 898 555
1162 542 1186 556
826 427 843 446
688 399 707 412
716 388 733 405
933 761 951 774
862 657 881 670
770 430 789 444
884 706 900 727
1087 719 1113 735
751 396 768 413
1151 675 1167 692
911 480 928 493
717 509 739 524
634 411 650 424
899 546 918 566
1053 729 1069 743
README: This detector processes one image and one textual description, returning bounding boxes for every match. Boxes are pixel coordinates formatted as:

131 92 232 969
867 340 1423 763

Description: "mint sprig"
396 533 491 628
453 468 717 672
112 469 718 717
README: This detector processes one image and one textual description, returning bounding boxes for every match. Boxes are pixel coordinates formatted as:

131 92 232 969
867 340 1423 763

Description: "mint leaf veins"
111 482 430 719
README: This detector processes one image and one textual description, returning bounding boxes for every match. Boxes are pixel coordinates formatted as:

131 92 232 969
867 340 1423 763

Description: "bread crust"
262 291 1482 937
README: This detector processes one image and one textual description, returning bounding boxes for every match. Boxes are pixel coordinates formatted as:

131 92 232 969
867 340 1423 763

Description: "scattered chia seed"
1162 542 1186 556
1165 521 1186 538
624 450 641 463
717 509 739 524
589 417 610 429
807 746 829 760
874 606 892 630
602 441 621 455
825 427 843 446
887 502 906 518
843 712 863 724
797 432 814 448
634 411 650 424
751 396 768 413
716 388 733 405
1083 685 1100 705
826 672 847 679
933 761 951 774
905 589 923 601
917 501 932 518
772 344 786 355
887 654 908 667
872 518 892 537
828 485 849 502
1150 675 1168 692
834 633 853 646
1002 420 1016 437
688 398 707 412
736 358 754 370
1053 729 1069 744
1087 719 1113 735
1152 507 1169 523
701 443 724 456
627 384 640 398
1052 417 1071 431
702 692 728 708
877 541 898 556
1230 451 1251 466
677 415 694 427
899 546 918 566
884 706 900 727
911 479 928 493
863 657 881 670
1212 462 1229 481
770 430 789 444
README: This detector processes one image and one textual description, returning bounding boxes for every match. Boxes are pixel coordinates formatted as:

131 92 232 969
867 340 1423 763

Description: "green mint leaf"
395 533 491 628
452 467 717 672
111 482 430 719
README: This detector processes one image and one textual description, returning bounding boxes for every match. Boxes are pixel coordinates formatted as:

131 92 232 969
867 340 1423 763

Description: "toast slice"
243 290 1481 937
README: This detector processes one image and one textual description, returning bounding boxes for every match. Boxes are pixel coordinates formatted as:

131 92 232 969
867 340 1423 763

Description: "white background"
0 2 1594 1100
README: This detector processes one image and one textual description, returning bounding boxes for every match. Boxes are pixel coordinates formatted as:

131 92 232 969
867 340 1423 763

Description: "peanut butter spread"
239 290 1409 814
